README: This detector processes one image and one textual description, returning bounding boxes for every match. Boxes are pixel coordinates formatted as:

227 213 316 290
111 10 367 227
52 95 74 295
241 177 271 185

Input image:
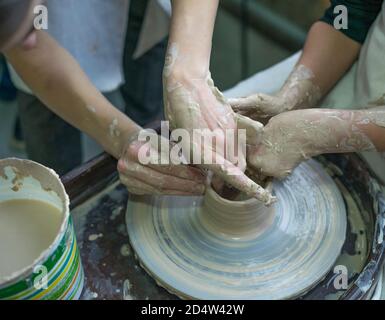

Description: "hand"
228 65 322 120
247 108 379 179
118 129 206 196
247 112 314 179
163 70 275 205
229 93 290 120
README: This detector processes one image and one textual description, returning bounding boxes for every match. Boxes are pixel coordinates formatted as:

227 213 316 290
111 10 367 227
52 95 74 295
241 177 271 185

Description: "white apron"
225 2 385 185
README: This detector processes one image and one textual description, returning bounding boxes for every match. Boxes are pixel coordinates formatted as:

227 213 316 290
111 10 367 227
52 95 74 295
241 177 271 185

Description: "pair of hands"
117 71 305 205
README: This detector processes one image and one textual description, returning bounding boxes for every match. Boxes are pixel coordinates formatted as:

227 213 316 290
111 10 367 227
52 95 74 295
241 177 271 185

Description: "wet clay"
0 199 63 280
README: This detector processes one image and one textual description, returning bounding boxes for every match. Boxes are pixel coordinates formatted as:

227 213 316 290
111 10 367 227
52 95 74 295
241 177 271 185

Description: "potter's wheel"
126 160 347 299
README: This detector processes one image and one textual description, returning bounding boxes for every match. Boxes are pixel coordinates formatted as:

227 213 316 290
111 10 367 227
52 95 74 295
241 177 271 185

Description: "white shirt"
10 0 171 93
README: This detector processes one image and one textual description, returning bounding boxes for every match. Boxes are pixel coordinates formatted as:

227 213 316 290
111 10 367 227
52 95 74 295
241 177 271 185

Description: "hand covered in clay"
247 111 315 179
163 69 274 205
118 129 206 196
228 65 322 119
248 108 381 179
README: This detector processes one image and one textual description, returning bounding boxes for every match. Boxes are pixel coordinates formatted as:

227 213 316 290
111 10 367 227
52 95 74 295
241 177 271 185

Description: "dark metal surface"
339 159 385 300
61 152 385 300
301 154 384 300
71 182 176 300
61 153 117 210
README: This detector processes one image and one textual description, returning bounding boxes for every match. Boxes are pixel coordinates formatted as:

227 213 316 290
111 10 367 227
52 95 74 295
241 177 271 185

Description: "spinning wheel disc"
126 160 347 299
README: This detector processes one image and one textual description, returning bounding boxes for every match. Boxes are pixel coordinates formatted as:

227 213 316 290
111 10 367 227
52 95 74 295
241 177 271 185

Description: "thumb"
229 93 276 113
235 113 264 146
205 154 276 206
228 95 259 111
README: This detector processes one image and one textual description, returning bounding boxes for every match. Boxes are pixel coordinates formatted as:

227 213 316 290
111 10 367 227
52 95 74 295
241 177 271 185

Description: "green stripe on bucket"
22 231 78 300
0 217 83 300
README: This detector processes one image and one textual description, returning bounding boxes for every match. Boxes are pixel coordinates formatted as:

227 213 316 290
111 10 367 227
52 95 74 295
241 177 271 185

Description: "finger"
250 157 294 180
235 113 264 146
148 164 207 183
202 154 275 205
228 96 260 110
119 161 205 194
121 177 201 196
228 93 274 108
206 76 236 129
229 94 276 116
121 136 207 189
120 175 160 194
121 175 204 196
125 135 206 183
155 136 208 182
245 165 269 185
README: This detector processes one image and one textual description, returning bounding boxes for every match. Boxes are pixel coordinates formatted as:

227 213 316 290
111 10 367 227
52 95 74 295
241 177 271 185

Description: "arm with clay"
229 21 361 118
5 31 206 196
248 107 385 179
230 0 384 118
164 0 274 204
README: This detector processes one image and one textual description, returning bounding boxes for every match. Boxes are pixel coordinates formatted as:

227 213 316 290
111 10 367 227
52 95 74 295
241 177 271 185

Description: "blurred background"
0 0 330 161
211 0 329 89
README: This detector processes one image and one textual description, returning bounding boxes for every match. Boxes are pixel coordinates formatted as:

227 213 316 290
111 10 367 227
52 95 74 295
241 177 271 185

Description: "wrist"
293 109 335 156
113 124 142 160
277 65 322 111
164 60 210 84
267 110 329 158
286 109 375 155
277 84 321 112
163 41 210 84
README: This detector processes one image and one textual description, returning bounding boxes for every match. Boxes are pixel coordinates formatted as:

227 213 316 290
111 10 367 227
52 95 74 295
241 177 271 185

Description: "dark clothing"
17 91 82 176
121 0 166 126
321 0 383 44
0 55 16 101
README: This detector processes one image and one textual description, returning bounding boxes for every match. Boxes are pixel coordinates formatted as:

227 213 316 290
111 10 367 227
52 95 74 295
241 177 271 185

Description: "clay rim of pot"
199 181 276 239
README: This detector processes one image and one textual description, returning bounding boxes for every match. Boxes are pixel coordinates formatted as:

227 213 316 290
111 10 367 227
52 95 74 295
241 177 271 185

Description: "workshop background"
0 0 329 161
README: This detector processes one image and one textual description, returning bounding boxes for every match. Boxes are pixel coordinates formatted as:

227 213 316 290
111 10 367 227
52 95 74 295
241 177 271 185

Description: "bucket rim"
0 157 70 288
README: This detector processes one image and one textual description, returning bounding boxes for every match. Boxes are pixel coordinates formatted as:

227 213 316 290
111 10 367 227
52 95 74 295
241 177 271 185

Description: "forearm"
165 0 219 79
277 22 361 110
287 107 385 157
299 21 361 96
5 31 140 159
250 107 385 179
